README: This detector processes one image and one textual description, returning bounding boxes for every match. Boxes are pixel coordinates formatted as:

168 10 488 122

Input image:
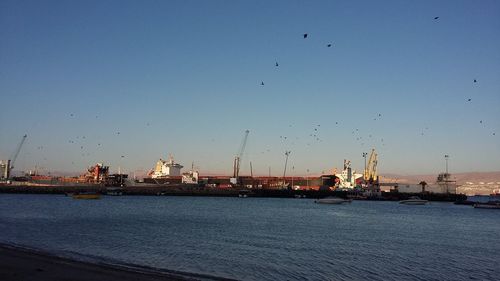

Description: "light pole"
283 151 291 188
306 169 310 188
444 154 450 193
444 155 449 174
362 152 368 183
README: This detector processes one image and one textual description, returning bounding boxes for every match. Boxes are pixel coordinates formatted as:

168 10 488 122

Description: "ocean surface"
1 194 499 281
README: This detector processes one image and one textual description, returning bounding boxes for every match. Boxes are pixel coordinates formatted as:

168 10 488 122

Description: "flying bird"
303 33 308 39
275 62 279 67
434 16 439 20
467 98 471 102
261 81 264 86
327 44 332 47
474 79 477 83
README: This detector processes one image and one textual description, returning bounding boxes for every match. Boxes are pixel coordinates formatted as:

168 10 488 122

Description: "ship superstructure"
151 155 183 178
82 163 109 183
335 159 363 189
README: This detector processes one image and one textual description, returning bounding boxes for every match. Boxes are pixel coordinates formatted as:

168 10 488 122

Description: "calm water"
1 194 499 281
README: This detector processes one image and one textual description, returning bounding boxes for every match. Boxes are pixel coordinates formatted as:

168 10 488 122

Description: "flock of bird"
29 15 496 173
258 16 495 154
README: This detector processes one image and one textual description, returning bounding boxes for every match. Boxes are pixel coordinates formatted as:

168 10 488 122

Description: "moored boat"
473 202 500 209
315 197 352 204
72 192 101 200
106 187 123 196
399 196 428 205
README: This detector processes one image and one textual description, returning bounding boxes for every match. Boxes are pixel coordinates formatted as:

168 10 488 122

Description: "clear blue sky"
1 0 499 176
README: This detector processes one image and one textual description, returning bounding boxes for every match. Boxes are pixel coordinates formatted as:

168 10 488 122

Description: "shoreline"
0 243 234 281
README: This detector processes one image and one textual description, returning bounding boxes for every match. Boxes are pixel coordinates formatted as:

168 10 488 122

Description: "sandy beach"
0 244 231 281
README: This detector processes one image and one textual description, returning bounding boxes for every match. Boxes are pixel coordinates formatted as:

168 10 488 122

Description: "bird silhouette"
467 98 471 102
261 81 264 86
327 44 332 47
303 33 308 39
474 79 477 83
275 62 279 67
434 16 439 20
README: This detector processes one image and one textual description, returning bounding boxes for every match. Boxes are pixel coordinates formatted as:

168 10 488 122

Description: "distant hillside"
380 171 500 185
380 171 500 195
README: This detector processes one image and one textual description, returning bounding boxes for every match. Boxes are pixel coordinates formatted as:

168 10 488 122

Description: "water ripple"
1 195 499 280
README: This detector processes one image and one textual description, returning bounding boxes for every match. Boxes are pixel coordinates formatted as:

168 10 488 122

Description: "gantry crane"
232 130 249 185
2 134 27 179
364 148 378 184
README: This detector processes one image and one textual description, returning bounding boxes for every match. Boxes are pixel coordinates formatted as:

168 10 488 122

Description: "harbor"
1 1 499 280
0 149 485 204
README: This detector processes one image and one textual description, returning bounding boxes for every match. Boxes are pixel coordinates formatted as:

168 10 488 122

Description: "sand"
0 244 232 281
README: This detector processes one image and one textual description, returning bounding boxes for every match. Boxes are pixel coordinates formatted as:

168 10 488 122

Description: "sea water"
1 194 499 281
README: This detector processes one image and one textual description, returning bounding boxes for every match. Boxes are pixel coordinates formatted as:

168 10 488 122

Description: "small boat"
72 192 101 200
106 187 123 196
399 196 428 205
238 190 251 198
315 197 352 204
473 202 500 209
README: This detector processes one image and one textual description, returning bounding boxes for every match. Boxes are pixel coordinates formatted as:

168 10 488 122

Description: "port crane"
363 148 378 184
232 130 249 185
2 134 27 179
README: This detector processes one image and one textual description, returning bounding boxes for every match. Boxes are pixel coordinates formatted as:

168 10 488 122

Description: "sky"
1 0 499 177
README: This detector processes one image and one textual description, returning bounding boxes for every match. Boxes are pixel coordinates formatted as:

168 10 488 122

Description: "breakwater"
0 184 466 201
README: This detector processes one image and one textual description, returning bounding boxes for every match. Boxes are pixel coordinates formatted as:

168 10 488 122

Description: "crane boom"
233 130 249 181
364 148 378 183
10 134 27 170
